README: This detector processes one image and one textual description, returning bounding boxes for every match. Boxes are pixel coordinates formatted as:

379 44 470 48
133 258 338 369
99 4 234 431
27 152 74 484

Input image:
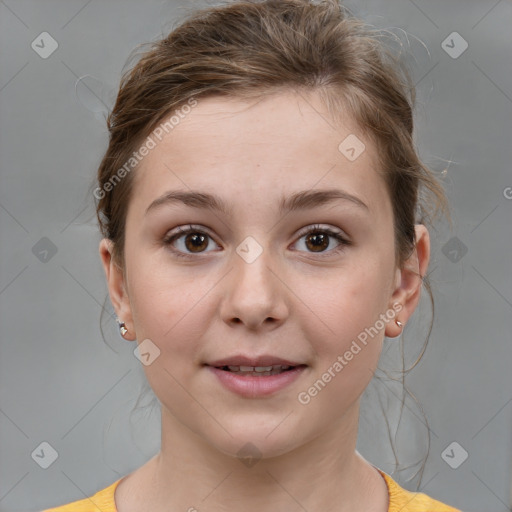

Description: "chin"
215 436 298 463
203 415 309 462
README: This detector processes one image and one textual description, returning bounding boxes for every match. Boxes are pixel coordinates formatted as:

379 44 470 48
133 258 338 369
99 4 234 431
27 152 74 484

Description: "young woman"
43 0 461 510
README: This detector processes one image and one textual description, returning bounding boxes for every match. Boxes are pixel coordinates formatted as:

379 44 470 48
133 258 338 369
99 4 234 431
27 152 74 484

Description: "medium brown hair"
92 0 450 488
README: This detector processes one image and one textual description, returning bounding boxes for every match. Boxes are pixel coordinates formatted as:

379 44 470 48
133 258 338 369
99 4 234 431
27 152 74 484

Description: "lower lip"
206 366 307 397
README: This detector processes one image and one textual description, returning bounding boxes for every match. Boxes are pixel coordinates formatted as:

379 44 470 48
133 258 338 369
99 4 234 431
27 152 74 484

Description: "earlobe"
98 238 135 340
385 225 430 338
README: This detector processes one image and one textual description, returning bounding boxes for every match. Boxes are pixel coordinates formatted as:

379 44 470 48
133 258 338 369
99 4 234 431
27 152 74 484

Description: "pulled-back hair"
92 0 450 488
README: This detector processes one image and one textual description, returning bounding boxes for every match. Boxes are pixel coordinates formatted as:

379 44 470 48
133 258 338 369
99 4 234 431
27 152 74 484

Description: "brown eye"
304 231 329 252
293 225 350 257
183 232 208 253
163 225 219 258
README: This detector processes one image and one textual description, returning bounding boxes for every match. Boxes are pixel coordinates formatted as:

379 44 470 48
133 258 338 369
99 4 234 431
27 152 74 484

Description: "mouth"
204 355 308 396
212 364 304 376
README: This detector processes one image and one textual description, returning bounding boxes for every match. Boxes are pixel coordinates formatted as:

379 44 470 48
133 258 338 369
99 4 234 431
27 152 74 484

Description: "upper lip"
206 355 305 367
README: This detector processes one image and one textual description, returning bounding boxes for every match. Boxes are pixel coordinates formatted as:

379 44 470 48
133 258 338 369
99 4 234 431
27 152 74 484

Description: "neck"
132 400 387 512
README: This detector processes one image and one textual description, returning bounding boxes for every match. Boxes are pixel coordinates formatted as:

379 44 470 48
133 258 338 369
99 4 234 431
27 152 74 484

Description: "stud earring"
396 320 404 328
116 318 128 337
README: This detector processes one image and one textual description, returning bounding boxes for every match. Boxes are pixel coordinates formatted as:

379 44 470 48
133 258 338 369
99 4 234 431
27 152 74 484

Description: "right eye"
162 225 220 259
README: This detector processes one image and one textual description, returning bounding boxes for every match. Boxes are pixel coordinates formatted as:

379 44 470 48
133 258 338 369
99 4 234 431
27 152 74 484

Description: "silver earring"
396 319 404 328
116 318 128 337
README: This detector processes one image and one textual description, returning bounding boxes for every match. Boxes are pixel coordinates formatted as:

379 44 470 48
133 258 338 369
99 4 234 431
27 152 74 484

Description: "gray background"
1 0 511 511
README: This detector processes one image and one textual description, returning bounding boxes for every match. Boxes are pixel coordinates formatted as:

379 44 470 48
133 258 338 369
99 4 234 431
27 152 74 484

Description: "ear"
385 224 430 338
99 238 136 340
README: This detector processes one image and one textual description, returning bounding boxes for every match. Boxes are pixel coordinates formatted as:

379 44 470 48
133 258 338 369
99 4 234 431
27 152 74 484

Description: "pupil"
306 232 328 252
185 233 207 252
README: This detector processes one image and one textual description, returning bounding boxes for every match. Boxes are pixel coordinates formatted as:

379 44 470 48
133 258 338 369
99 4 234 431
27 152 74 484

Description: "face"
100 90 427 460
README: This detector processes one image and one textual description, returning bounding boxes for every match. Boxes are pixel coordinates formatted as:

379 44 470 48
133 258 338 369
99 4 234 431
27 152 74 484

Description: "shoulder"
41 471 462 512
376 468 462 512
40 478 121 512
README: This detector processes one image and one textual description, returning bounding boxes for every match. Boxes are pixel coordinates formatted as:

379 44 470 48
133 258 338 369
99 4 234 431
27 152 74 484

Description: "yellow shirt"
42 468 461 511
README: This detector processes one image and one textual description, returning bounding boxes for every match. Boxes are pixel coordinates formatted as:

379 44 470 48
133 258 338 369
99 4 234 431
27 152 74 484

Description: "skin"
100 89 430 512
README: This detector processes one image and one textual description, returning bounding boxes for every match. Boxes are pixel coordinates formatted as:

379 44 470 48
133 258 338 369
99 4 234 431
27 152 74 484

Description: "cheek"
297 257 392 343
292 257 392 405
127 253 219 364
131 284 208 355
294 273 387 416
127 245 188 330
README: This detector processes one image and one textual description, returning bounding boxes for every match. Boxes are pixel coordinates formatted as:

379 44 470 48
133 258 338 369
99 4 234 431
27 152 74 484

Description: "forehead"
130 90 390 219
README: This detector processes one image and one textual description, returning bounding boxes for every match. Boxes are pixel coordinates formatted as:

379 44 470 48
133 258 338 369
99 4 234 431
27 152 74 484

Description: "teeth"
222 364 295 376
254 366 273 372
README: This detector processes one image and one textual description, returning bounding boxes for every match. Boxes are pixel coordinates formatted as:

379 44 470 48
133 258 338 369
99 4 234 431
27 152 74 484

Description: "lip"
206 355 304 367
206 365 308 398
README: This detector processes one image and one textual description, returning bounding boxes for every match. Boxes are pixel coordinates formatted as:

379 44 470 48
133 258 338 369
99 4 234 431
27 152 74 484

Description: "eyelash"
162 224 350 260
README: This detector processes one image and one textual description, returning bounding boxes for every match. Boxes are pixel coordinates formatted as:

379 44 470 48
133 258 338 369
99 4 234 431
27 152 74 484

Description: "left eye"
293 225 349 255
163 224 350 258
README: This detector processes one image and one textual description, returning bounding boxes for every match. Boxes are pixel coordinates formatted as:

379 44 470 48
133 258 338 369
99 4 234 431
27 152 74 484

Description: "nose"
220 245 289 332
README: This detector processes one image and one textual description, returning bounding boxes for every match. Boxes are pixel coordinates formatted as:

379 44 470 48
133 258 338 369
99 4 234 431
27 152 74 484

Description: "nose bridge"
221 235 287 329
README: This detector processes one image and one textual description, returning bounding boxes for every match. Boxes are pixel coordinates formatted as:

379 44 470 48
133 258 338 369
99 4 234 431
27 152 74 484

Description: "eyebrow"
145 188 369 217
